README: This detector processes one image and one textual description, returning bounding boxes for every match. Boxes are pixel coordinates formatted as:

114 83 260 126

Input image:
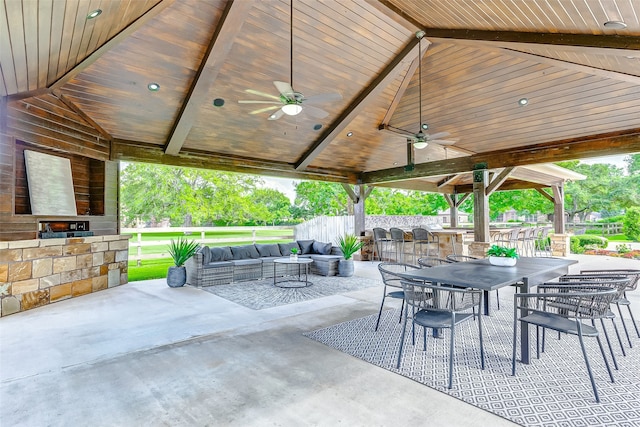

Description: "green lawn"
128 258 174 282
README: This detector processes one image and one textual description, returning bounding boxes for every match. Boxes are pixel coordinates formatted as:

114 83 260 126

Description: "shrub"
623 207 640 241
570 235 608 253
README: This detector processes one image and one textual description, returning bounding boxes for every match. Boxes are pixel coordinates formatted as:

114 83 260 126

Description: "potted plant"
167 237 199 287
337 234 364 277
486 244 519 267
290 247 299 261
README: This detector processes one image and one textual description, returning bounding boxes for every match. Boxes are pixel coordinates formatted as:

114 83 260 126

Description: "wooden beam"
437 174 463 188
3 88 52 102
552 184 565 233
455 181 549 193
53 91 112 141
295 36 421 170
164 0 254 155
361 129 640 184
486 167 514 196
112 139 356 183
49 0 176 91
381 40 430 125
341 183 359 203
535 188 555 203
378 2 640 50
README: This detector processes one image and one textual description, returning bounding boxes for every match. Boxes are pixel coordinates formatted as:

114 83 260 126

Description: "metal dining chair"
375 262 421 331
512 282 618 402
398 280 485 389
417 256 452 268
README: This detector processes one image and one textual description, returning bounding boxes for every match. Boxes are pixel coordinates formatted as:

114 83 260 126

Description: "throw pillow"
313 241 332 255
278 242 301 256
246 245 260 259
297 240 315 254
199 246 211 264
211 246 233 262
255 244 282 257
230 245 254 260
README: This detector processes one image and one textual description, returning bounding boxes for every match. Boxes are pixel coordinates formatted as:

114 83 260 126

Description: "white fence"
294 216 353 244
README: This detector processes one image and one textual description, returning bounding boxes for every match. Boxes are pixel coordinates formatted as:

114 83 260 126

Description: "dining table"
397 256 577 364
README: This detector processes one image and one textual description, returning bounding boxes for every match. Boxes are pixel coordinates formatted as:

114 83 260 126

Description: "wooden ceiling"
2 0 640 192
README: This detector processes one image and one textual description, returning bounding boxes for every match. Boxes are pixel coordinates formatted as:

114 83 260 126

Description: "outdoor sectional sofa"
185 240 344 287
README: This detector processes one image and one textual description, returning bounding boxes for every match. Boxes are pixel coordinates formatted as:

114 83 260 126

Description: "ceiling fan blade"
250 106 280 115
239 100 282 104
303 92 342 104
274 81 295 98
428 131 450 140
267 109 286 120
303 104 329 119
245 89 281 101
430 139 458 146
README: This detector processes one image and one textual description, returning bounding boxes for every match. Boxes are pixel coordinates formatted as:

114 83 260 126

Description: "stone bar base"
468 241 491 259
0 235 130 317
551 234 570 257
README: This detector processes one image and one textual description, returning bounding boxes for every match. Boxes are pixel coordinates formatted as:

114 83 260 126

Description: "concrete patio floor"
1 255 638 426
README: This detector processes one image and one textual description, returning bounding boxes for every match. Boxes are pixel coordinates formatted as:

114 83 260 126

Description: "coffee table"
273 257 313 288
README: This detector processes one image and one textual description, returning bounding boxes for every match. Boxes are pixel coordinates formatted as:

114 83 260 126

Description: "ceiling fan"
238 1 341 120
380 31 457 149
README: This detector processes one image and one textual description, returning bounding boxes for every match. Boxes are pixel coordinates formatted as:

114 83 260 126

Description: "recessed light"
269 113 278 120
518 98 528 106
421 123 429 130
313 124 322 131
346 131 353 137
393 162 398 165
87 9 102 19
213 98 225 107
604 20 627 29
147 83 160 92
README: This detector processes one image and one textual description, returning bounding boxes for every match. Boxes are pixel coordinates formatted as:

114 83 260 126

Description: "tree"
250 188 292 225
293 181 348 218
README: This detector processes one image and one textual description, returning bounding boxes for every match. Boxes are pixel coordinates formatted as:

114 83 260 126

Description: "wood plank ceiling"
1 0 640 193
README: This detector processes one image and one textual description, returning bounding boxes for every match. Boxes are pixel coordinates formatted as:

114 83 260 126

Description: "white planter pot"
489 256 517 267
290 254 298 261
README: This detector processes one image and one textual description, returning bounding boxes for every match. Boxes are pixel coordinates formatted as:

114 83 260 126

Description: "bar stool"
373 228 391 261
389 227 406 262
412 227 439 263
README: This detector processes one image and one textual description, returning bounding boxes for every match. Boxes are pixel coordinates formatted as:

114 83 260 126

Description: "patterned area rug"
199 274 381 310
304 295 640 427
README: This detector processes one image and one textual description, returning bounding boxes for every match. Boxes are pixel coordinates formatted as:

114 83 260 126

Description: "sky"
260 153 635 202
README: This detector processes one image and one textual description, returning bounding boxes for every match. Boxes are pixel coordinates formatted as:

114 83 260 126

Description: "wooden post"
472 168 490 242
552 184 565 233
342 183 372 237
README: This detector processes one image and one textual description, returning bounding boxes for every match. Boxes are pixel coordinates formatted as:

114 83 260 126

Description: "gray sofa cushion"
308 254 342 261
255 244 282 257
203 261 233 269
211 246 233 261
278 242 301 256
230 245 260 260
297 240 315 254
313 241 332 255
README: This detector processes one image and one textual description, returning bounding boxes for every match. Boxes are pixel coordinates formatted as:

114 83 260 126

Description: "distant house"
437 209 470 224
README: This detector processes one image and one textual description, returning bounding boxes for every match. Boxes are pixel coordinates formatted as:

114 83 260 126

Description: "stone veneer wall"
0 235 130 317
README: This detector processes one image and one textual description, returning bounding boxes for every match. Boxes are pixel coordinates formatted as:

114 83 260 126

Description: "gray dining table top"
397 257 577 291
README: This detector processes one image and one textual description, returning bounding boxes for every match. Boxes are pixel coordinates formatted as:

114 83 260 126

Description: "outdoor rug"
200 274 381 310
304 296 640 427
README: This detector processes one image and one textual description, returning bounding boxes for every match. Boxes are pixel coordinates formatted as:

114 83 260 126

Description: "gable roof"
1 0 637 192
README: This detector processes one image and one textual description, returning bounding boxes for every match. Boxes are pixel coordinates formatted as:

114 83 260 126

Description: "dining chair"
389 227 406 263
412 227 439 263
558 274 631 369
372 228 391 261
417 256 452 268
512 282 618 402
446 254 501 310
494 227 521 250
579 269 640 345
534 226 553 256
375 262 421 331
398 280 485 389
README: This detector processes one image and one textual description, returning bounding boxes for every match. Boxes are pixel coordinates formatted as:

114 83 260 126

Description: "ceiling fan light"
282 104 302 115
413 142 428 149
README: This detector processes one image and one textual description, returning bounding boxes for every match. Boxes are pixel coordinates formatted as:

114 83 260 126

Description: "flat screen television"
24 150 78 216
